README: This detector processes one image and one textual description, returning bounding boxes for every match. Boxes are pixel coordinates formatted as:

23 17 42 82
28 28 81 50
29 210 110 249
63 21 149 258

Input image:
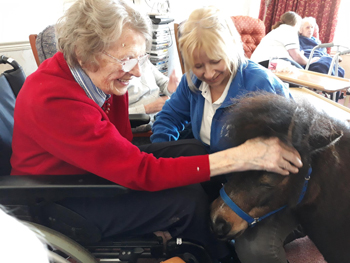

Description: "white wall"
170 0 260 23
0 0 65 43
0 0 70 76
333 0 350 49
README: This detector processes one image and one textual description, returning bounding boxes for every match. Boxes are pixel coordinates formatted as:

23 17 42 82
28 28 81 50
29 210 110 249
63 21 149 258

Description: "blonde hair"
299 17 316 33
56 0 151 71
179 6 246 92
272 11 301 30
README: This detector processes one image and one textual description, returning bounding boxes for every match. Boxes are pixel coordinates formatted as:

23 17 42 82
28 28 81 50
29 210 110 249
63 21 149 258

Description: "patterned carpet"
285 236 326 263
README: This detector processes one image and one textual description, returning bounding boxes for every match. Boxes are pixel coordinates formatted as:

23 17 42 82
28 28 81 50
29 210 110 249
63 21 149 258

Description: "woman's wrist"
208 147 245 177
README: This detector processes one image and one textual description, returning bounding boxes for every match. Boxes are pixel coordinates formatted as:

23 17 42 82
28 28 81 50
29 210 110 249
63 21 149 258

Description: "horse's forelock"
225 93 298 146
225 93 341 158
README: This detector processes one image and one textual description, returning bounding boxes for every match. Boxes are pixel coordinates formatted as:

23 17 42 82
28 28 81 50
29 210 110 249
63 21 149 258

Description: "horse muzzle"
210 215 246 240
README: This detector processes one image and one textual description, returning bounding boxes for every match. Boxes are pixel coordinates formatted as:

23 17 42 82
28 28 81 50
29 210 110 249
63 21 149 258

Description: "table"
276 68 350 101
290 87 350 122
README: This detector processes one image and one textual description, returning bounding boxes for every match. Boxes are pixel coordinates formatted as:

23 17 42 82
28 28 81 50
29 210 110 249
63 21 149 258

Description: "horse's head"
210 169 302 239
210 92 343 240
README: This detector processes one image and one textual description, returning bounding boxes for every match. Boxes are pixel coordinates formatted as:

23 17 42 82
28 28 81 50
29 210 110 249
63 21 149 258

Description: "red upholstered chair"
231 16 265 59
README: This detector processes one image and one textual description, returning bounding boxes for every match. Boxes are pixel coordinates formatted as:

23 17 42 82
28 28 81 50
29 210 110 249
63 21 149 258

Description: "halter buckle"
250 218 260 226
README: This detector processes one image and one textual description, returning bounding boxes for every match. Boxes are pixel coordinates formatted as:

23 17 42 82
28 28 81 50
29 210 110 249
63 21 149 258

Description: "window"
333 1 350 49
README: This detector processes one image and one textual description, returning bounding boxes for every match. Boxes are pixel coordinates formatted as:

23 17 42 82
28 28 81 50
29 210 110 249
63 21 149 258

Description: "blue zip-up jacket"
151 60 291 153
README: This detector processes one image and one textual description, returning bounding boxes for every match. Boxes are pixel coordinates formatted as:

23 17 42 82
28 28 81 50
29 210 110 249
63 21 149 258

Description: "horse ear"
307 118 343 154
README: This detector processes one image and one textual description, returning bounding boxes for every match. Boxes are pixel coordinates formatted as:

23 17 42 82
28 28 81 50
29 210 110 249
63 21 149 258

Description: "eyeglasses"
103 51 149 72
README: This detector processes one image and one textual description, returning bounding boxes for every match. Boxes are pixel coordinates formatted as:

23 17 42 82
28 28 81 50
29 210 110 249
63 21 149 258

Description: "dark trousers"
60 139 229 259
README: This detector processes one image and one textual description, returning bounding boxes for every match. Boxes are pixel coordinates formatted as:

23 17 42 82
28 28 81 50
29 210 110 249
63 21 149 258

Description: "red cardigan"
11 52 210 191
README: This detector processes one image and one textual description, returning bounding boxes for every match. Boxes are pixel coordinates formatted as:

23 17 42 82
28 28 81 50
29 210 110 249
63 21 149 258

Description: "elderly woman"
251 11 319 68
299 17 345 78
10 0 302 261
151 6 305 263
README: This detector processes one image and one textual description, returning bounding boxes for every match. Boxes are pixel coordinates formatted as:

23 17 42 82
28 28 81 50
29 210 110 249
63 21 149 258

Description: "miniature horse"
210 93 350 263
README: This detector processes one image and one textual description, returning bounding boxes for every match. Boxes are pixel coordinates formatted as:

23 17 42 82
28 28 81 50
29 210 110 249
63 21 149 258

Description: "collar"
69 64 111 107
199 74 234 105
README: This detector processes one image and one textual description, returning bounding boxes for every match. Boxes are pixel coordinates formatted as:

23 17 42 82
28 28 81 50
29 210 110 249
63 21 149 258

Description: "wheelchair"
0 55 213 263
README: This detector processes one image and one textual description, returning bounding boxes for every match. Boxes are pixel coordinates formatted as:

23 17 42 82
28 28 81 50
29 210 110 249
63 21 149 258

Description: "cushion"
36 25 58 64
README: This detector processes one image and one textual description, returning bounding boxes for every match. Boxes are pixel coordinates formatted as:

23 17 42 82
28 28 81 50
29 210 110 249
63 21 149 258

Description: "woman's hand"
167 70 180 94
144 96 169 114
209 137 302 177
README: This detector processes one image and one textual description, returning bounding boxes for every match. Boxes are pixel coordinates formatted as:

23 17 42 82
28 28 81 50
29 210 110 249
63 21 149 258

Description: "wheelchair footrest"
86 235 164 261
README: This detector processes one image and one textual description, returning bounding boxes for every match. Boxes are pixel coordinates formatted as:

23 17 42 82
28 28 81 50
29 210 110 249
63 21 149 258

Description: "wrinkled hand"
144 96 169 114
167 70 180 94
238 137 302 175
310 57 320 64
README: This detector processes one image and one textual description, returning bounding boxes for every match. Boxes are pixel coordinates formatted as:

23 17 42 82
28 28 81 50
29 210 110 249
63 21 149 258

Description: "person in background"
299 17 345 78
10 0 302 261
151 6 290 153
151 6 304 263
128 60 179 133
251 11 319 68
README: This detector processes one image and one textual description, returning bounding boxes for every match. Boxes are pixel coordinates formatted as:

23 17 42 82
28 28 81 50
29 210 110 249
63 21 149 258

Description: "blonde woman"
151 6 290 153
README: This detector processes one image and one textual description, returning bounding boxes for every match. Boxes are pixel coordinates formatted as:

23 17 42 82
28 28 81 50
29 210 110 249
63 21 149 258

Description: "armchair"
231 16 265 59
29 25 57 67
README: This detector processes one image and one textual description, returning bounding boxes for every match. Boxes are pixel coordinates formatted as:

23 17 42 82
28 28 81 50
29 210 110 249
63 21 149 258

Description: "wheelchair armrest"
305 42 334 71
129 113 150 128
0 174 129 205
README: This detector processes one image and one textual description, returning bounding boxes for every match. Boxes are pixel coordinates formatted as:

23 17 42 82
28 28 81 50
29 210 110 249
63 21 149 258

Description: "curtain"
258 0 341 44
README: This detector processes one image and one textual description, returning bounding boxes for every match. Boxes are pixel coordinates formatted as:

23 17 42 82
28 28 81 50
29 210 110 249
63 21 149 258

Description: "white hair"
300 17 316 32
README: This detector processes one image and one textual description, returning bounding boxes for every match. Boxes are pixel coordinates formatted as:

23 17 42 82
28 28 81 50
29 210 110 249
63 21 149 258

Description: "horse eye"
259 182 273 189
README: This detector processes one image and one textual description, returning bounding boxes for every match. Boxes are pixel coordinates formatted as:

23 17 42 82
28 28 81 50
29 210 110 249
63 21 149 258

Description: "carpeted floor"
285 236 326 263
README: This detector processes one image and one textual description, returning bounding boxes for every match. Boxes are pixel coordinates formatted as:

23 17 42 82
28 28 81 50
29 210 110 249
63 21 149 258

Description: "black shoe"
219 240 241 263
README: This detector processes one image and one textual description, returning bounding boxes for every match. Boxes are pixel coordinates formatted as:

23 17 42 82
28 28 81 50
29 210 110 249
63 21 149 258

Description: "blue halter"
220 167 312 227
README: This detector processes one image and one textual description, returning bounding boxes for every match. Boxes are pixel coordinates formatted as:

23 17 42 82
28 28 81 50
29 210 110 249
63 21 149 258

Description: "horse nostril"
212 217 232 238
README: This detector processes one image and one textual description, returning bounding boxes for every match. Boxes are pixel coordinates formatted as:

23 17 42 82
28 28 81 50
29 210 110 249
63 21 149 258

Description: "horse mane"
223 92 343 156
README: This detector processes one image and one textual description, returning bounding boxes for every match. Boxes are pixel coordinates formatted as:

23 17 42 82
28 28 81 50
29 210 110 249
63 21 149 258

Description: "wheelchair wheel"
22 221 98 263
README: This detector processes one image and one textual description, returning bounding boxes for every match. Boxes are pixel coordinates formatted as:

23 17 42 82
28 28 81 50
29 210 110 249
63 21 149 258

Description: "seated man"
128 60 179 132
299 17 345 78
